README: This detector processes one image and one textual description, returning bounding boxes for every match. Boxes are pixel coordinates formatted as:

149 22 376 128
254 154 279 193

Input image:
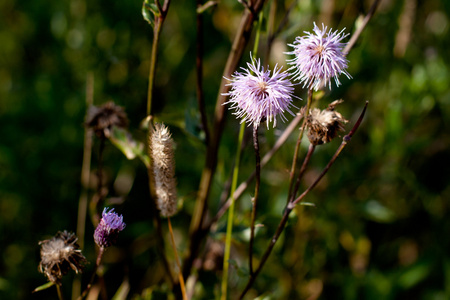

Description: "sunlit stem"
56 284 64 300
221 121 245 300
168 217 188 300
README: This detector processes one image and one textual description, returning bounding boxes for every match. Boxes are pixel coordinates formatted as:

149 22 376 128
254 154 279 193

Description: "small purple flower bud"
94 208 126 249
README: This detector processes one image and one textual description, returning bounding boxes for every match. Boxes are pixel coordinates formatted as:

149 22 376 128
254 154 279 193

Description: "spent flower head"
85 101 129 138
38 231 87 284
94 207 126 249
287 23 351 91
305 100 348 145
223 56 298 129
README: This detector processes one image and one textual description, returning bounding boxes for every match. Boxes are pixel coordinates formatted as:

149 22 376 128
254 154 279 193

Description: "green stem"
56 284 64 300
146 19 162 117
221 121 246 300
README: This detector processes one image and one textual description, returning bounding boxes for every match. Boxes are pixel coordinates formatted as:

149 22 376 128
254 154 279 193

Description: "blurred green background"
1 0 450 299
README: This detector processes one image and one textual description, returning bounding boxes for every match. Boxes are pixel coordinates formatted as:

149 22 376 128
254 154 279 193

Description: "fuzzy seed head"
150 123 177 217
306 100 348 145
39 231 87 284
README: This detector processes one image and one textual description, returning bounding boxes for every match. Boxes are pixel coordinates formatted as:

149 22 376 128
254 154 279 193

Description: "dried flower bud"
38 231 87 284
306 100 348 145
150 123 177 217
85 101 129 138
94 207 126 249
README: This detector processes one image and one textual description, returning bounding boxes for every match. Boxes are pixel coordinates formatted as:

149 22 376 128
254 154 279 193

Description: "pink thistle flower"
223 56 298 129
287 23 351 91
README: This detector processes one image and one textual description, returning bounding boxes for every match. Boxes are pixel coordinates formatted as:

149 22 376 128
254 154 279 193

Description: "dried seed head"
94 207 126 249
306 100 348 145
38 231 87 284
150 123 177 217
85 101 129 138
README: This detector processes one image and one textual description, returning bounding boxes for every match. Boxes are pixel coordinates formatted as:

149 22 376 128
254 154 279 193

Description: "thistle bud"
150 123 177 217
38 231 87 284
305 100 348 145
94 208 126 249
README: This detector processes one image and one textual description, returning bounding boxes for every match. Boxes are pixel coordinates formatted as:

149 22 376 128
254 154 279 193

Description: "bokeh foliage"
1 0 450 299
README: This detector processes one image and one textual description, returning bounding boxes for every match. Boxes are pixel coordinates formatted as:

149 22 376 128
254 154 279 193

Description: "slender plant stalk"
185 0 266 280
239 102 369 298
221 12 264 296
56 284 64 300
168 217 188 300
209 112 304 228
73 72 94 300
196 0 210 146
77 248 105 300
286 88 313 204
145 0 175 287
146 0 171 117
344 0 382 54
290 144 316 202
220 121 246 300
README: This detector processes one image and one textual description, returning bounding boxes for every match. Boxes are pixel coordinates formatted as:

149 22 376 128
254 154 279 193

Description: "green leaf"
32 281 55 293
108 126 150 168
142 0 160 27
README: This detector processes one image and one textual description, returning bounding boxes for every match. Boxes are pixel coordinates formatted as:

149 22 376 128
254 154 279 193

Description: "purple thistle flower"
94 208 126 249
287 23 351 91
223 56 298 129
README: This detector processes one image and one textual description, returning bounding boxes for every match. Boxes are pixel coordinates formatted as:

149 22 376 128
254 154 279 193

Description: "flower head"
305 100 348 145
94 208 126 248
150 123 178 217
287 23 351 91
39 231 87 284
223 56 297 129
85 101 129 138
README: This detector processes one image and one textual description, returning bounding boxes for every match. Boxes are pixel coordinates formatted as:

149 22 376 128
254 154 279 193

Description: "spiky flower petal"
287 23 351 91
223 56 297 129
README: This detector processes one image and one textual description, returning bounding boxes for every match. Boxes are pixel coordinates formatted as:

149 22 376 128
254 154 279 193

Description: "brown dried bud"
149 123 177 217
38 231 87 284
85 101 128 138
305 100 348 145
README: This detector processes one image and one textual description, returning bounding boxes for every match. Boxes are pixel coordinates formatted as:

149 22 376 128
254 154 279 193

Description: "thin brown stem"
249 125 260 275
286 88 312 205
185 0 266 280
344 0 382 54
73 72 94 300
168 217 188 300
196 0 210 146
208 112 303 229
77 247 105 300
290 144 316 202
291 101 368 207
239 101 368 299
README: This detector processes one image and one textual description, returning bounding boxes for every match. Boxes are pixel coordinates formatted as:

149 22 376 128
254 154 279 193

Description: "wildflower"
150 123 178 217
287 23 351 91
94 208 126 248
85 101 129 138
305 100 348 145
223 56 297 129
38 231 87 284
